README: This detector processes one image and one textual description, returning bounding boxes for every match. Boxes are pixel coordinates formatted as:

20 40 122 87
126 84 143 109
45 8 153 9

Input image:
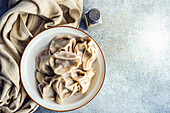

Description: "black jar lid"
87 8 101 24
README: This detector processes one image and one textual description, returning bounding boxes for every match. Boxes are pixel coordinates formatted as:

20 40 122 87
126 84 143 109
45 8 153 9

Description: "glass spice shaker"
84 8 102 30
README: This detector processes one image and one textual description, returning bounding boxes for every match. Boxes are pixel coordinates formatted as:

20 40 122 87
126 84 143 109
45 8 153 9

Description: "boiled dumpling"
49 35 76 54
70 69 95 94
38 77 55 100
36 48 54 75
52 75 80 104
74 37 98 70
74 42 87 59
61 74 81 95
49 51 81 75
82 41 98 70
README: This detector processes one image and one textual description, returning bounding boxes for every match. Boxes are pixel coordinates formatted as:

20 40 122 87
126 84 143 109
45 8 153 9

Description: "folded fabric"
0 0 83 112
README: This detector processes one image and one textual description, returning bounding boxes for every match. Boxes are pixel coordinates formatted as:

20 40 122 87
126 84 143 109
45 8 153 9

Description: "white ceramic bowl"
20 26 106 112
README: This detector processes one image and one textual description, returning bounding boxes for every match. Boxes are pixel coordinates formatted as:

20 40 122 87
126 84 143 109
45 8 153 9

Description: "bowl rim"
20 26 106 112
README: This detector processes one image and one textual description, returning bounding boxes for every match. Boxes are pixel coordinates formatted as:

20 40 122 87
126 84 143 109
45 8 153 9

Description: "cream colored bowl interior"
20 27 105 111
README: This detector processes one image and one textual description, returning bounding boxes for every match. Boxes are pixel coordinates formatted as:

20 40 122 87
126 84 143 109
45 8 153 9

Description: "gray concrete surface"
0 0 170 113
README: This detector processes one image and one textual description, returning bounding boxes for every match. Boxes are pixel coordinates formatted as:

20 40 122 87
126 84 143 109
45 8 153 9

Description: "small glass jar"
84 8 102 30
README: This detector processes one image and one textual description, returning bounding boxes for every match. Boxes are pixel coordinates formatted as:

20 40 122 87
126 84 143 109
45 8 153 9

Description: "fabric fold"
0 0 83 112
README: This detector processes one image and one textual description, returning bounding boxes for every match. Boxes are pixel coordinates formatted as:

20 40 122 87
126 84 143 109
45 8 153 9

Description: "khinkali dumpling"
38 77 55 100
52 75 80 104
36 48 54 75
70 69 95 94
82 41 98 70
74 38 98 70
50 35 76 54
74 42 87 59
49 51 81 75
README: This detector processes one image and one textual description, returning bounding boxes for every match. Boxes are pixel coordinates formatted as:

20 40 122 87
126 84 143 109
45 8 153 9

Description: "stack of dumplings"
35 35 98 104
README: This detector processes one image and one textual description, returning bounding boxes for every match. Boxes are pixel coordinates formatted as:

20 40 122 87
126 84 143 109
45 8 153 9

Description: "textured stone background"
0 0 170 113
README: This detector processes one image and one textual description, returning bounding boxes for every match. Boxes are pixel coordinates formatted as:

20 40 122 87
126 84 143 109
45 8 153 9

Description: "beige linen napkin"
0 0 83 112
